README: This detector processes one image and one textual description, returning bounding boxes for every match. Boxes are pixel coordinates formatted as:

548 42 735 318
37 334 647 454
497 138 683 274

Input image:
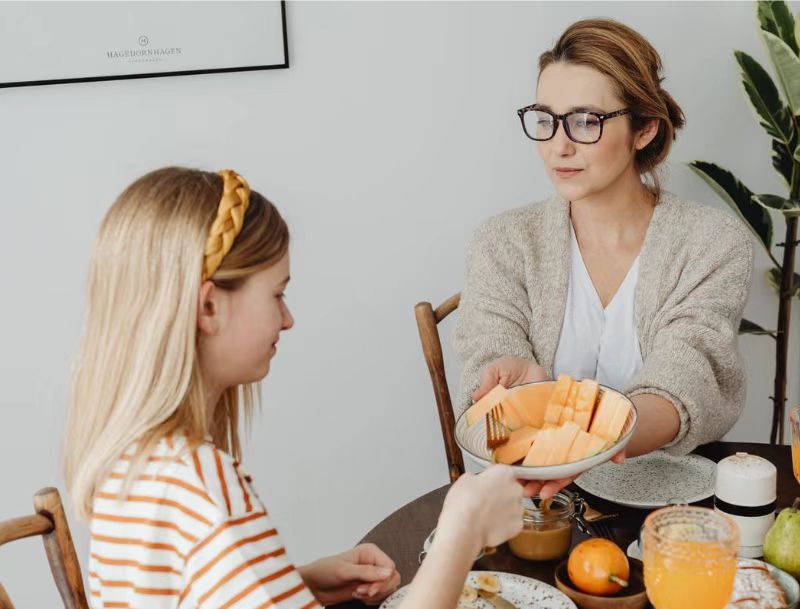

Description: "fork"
485 404 509 449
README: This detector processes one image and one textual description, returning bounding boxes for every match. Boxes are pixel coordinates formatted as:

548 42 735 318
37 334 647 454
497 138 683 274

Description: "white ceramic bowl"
455 380 638 481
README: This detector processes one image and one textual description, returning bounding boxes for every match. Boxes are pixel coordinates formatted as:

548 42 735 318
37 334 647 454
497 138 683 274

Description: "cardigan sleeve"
453 218 538 417
624 233 754 455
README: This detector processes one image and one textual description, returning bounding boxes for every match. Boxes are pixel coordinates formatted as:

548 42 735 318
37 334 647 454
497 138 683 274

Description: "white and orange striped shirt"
88 435 319 609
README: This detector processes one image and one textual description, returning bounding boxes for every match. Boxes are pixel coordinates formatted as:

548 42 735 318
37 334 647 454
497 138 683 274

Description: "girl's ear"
634 118 659 151
197 281 221 335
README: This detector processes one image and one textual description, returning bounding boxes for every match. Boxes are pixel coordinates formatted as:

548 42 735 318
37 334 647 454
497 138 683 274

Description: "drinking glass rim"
642 505 738 550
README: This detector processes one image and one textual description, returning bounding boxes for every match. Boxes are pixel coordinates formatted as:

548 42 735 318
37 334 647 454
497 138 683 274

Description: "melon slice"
504 382 554 428
522 427 556 466
589 392 631 443
493 426 540 465
574 410 592 432
498 400 527 431
584 434 608 459
588 391 616 439
604 398 632 443
566 430 593 463
544 374 572 424
565 382 579 409
575 379 599 412
559 406 575 425
545 421 581 466
466 384 508 427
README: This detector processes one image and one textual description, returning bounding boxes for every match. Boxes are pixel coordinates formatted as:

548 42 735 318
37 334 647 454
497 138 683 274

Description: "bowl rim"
455 379 639 471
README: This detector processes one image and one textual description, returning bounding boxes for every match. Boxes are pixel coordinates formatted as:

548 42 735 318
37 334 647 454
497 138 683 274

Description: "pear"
763 497 800 578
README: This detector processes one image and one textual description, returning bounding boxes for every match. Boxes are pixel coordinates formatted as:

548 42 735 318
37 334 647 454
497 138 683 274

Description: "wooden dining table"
332 441 797 609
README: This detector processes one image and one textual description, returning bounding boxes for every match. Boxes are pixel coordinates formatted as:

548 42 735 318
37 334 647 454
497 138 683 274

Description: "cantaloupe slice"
589 392 631 443
522 427 556 466
574 410 592 432
584 434 608 458
503 383 554 428
542 422 558 430
604 398 632 443
588 391 616 439
545 421 581 465
499 400 527 431
543 374 572 424
565 382 579 409
466 384 508 427
575 380 599 412
566 430 593 463
559 406 575 425
493 426 540 464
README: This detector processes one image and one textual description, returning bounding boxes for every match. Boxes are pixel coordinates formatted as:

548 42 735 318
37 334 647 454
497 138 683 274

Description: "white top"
553 222 643 391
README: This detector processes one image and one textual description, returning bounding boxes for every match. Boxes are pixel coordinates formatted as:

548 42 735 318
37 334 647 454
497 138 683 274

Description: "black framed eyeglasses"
516 105 631 144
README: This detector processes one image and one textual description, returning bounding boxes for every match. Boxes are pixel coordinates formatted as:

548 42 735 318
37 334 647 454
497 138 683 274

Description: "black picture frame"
0 1 289 89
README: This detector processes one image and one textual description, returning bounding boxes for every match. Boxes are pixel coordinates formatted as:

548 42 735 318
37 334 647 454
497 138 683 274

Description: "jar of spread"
508 491 575 561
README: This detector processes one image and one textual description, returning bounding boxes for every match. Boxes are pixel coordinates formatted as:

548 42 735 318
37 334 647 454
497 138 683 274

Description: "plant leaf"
772 135 797 188
753 194 800 217
766 267 800 299
689 161 773 252
736 51 794 144
762 31 800 115
758 1 800 54
739 318 777 337
794 141 800 162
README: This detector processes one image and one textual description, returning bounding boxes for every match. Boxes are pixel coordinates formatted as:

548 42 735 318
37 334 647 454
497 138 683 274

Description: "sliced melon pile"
464 374 632 466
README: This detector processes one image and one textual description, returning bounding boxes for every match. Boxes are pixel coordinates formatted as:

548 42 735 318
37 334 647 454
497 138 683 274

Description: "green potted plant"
689 0 799 443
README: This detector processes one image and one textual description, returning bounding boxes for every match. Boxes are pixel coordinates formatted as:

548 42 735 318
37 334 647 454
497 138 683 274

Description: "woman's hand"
473 356 549 402
520 448 626 499
298 543 401 605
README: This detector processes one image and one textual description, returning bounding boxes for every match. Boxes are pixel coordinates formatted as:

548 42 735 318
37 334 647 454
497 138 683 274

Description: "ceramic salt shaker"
714 452 777 558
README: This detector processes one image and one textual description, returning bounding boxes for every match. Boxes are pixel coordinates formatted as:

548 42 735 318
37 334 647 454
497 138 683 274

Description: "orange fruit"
567 538 630 596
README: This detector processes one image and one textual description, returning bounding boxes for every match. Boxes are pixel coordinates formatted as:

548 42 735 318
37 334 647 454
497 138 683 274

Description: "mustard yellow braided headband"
202 170 251 282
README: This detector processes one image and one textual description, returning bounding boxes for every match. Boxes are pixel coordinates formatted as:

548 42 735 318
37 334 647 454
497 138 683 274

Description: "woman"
454 19 753 497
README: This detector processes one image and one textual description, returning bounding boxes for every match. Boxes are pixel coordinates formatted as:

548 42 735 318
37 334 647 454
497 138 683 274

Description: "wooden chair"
0 487 89 609
414 293 463 483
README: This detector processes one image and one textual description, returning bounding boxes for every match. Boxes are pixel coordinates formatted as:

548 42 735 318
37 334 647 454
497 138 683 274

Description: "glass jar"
508 491 575 561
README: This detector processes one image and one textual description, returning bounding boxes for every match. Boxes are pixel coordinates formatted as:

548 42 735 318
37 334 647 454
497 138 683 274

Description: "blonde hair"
538 19 685 201
64 167 289 520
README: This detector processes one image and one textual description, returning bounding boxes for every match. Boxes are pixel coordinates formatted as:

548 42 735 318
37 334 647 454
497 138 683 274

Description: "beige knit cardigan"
453 192 754 455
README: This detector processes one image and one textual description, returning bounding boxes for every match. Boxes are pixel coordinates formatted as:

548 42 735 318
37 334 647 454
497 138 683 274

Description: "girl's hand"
439 465 525 549
473 356 549 402
298 543 401 605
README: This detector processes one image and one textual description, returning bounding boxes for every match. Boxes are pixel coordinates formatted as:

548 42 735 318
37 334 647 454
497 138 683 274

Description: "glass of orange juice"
791 404 800 484
642 506 739 609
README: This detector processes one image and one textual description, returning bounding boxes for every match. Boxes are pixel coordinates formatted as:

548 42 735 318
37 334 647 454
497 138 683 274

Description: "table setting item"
378 571 577 609
642 505 739 609
574 450 715 508
554 557 647 609
714 452 778 558
456 379 638 481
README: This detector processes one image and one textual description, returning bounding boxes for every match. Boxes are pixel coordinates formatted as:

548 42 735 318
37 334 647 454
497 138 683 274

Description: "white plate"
421 527 485 563
380 571 577 609
574 450 715 508
455 381 637 481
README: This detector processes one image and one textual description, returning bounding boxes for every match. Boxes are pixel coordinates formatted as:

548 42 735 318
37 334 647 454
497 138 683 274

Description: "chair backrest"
414 293 463 483
0 487 89 609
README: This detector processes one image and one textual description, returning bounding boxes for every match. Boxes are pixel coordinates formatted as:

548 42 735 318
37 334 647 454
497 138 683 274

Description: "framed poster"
0 1 288 88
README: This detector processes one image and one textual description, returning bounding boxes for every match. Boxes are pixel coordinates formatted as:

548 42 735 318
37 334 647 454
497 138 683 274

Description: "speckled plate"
574 450 715 508
380 571 577 609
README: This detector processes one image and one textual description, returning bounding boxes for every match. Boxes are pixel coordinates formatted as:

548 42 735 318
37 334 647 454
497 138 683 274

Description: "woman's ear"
197 281 221 336
634 118 659 151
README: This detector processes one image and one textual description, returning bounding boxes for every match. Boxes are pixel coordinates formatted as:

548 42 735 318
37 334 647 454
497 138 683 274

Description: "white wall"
2 1 798 603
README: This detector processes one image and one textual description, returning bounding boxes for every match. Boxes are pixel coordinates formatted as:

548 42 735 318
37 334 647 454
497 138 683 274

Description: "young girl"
455 19 754 499
64 167 527 609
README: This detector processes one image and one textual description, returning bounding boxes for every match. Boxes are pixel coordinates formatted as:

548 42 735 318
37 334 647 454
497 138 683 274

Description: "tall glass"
791 404 800 484
642 506 739 609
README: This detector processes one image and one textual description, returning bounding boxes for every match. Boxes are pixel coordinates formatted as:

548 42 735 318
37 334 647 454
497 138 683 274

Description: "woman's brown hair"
539 19 685 201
